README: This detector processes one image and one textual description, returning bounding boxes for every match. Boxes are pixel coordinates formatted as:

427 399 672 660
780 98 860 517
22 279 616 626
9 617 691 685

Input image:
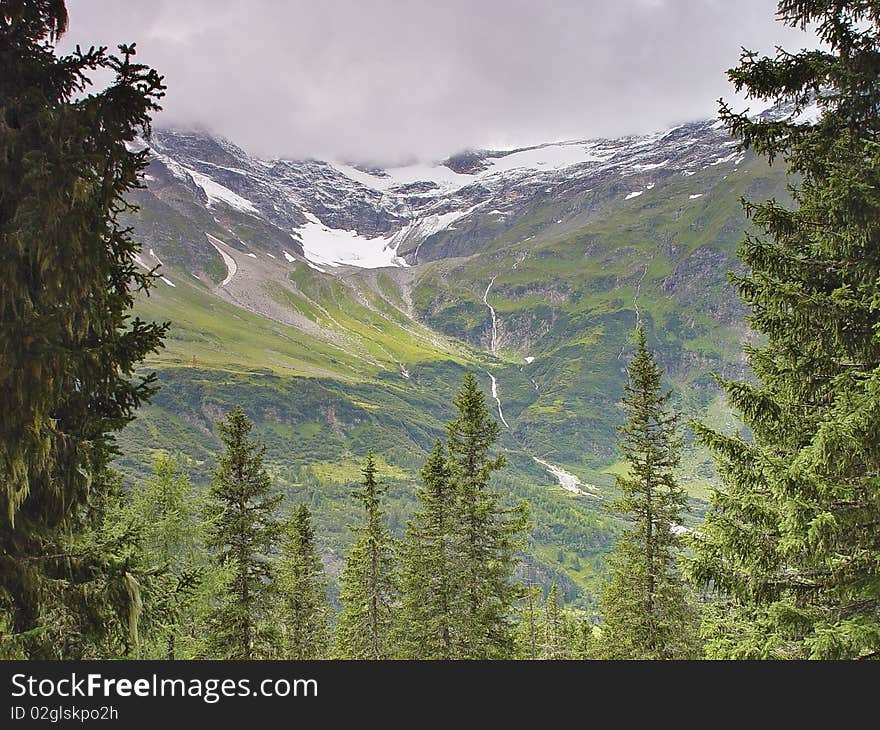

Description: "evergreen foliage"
0 0 166 657
14 0 880 665
541 584 571 660
206 407 282 660
41 471 168 659
446 372 529 659
277 504 331 659
397 440 457 658
335 451 398 659
598 329 700 659
690 0 880 659
130 455 206 659
515 581 542 660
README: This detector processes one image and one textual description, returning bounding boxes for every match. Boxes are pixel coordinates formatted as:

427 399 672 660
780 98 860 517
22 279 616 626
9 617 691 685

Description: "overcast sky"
60 0 817 165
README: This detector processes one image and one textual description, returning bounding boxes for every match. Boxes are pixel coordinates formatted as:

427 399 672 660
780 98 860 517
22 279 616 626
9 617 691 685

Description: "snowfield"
185 168 259 215
481 141 612 176
332 140 613 196
146 112 757 274
331 160 472 194
296 213 409 269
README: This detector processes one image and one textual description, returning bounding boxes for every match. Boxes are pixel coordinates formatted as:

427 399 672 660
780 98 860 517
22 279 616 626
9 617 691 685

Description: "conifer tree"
206 407 282 660
542 584 570 660
0 0 167 657
598 329 699 659
574 617 597 660
48 470 170 659
131 455 204 660
690 0 880 659
515 580 542 660
336 451 397 659
277 504 330 660
397 440 458 659
446 372 528 659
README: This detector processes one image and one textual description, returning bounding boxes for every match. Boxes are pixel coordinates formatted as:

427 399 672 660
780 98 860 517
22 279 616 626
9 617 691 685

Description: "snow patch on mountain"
145 113 751 273
332 141 611 195
185 168 259 214
532 457 595 496
792 101 821 125
331 160 472 193
482 142 611 176
709 152 739 166
297 213 408 269
401 210 469 240
131 253 150 271
206 234 238 286
633 159 668 171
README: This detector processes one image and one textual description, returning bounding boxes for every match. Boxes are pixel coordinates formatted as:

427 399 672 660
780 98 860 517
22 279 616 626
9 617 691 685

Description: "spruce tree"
277 504 331 660
0 1 167 657
690 0 880 659
515 580 542 660
541 584 570 660
574 617 597 660
598 329 699 659
335 451 397 659
206 407 282 660
446 372 528 659
48 470 170 659
131 455 204 660
397 440 458 659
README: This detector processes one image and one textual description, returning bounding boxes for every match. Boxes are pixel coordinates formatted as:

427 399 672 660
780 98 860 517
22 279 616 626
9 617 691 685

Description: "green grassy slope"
115 151 788 606
121 261 621 607
412 153 788 493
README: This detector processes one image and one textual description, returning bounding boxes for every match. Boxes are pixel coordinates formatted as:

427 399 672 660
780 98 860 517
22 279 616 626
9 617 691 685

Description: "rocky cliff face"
136 114 748 272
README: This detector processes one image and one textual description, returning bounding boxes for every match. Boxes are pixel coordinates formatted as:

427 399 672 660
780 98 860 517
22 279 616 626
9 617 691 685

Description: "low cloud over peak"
61 0 815 165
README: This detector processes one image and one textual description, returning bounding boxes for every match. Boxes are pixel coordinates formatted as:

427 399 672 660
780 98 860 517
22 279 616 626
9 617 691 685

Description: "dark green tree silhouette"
598 330 699 659
0 0 166 657
691 0 880 659
206 407 282 659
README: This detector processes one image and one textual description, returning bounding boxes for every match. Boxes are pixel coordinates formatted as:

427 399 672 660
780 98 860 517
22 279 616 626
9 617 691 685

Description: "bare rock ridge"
135 113 770 278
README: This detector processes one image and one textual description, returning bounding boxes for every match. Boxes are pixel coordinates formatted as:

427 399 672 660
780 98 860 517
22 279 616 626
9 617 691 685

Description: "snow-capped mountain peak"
139 114 761 274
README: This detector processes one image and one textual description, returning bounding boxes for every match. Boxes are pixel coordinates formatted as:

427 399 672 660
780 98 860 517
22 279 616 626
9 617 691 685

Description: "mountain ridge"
116 108 797 604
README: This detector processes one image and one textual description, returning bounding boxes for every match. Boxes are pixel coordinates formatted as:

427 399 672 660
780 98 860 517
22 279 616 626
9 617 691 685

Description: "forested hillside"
4 0 880 661
112 109 793 603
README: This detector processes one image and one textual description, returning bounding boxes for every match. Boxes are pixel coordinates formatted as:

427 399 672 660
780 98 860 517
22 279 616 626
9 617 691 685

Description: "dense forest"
3 0 880 660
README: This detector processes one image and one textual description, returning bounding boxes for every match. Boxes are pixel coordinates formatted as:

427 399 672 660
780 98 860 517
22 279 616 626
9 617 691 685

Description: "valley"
117 110 794 605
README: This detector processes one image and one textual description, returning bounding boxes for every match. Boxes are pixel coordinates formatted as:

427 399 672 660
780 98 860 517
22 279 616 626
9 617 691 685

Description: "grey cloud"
59 0 816 164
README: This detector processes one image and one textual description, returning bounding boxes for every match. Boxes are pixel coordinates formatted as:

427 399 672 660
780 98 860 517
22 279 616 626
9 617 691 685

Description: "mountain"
116 110 796 605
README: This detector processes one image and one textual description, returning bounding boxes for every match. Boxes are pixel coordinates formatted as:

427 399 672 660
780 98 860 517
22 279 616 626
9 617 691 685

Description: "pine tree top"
287 503 316 549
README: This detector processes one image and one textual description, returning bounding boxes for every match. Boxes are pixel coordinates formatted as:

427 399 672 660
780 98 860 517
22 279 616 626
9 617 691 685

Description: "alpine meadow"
4 0 880 662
